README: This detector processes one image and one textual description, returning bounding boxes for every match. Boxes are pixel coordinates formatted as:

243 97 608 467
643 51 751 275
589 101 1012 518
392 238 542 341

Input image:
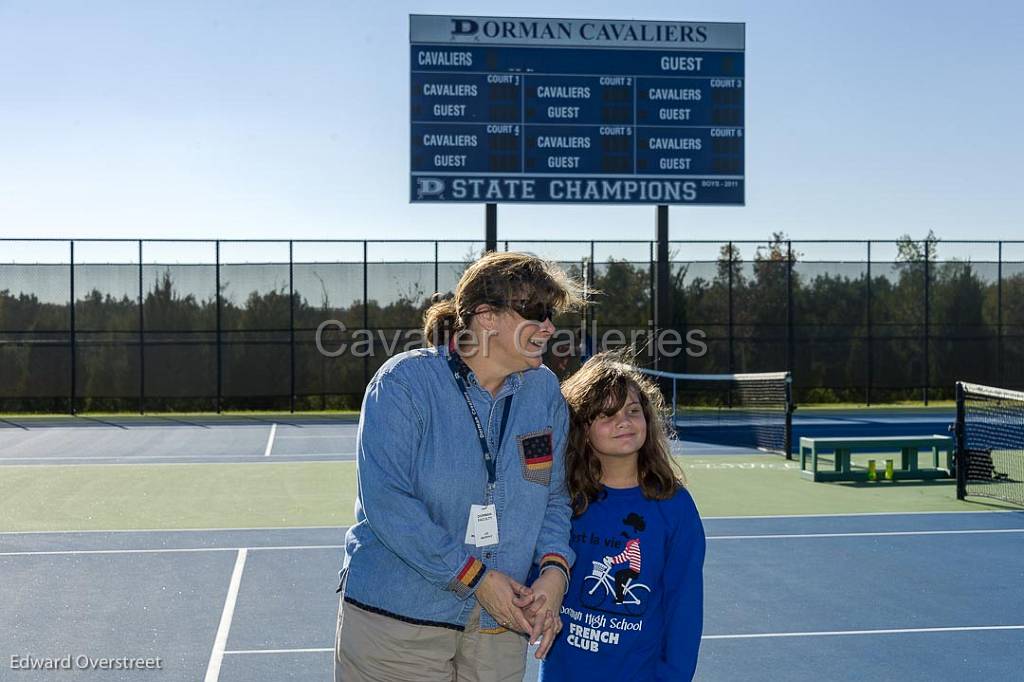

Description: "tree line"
1 235 1021 412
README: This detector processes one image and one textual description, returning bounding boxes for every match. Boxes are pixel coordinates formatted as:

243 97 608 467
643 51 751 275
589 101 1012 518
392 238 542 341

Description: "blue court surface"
0 409 956 464
792 408 955 440
2 511 1021 681
0 415 358 465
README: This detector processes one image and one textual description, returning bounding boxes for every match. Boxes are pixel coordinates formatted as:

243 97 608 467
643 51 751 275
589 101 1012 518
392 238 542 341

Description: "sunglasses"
506 299 556 323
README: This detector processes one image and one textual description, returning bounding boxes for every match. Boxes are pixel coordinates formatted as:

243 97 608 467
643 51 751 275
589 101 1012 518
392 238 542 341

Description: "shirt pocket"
516 428 554 486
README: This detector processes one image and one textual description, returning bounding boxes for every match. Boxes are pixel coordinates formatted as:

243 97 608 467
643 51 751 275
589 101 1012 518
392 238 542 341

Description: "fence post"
728 241 734 375
138 240 145 415
676 240 686 375
363 240 369 392
589 241 596 354
865 241 873 406
786 241 794 385
923 239 930 405
655 207 671 372
997 241 1003 382
649 240 655 362
215 240 222 414
69 240 76 415
289 240 295 414
485 204 497 252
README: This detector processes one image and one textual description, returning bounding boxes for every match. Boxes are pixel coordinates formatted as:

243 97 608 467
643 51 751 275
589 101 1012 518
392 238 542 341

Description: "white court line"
224 648 333 655
5 528 1024 557
702 510 1022 520
0 524 347 535
0 452 350 463
275 434 355 439
204 548 247 682
702 624 1024 640
218 625 1024 655
709 528 1024 540
0 545 343 557
1 510 1019 536
0 459 351 470
264 423 277 457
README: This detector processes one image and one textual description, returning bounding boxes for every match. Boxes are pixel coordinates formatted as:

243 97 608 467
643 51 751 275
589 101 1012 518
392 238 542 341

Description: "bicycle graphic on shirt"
580 559 650 616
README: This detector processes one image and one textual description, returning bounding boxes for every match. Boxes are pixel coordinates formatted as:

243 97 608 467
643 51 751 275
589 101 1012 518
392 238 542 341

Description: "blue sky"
1 0 1022 244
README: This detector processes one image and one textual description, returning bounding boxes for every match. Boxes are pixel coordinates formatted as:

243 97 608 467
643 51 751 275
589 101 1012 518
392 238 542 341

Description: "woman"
335 252 583 682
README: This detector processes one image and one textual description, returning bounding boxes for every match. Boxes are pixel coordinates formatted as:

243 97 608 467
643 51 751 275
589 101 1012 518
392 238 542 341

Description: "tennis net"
955 381 1024 507
638 368 793 457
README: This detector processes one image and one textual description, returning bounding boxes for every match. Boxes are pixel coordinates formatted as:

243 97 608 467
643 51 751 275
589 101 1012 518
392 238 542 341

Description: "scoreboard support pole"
655 204 672 371
485 203 498 252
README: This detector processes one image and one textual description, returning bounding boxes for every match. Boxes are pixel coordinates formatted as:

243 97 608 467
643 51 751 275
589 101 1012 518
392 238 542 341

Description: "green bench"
800 435 954 482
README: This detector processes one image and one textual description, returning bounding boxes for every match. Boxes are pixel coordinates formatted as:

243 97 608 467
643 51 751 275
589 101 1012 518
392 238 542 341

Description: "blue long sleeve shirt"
341 345 574 633
540 485 706 682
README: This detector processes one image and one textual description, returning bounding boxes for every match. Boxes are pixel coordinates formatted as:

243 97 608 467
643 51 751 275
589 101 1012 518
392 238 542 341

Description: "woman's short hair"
422 251 583 346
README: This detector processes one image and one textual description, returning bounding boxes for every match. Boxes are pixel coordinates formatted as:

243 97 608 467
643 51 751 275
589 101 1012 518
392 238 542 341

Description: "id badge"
466 504 499 547
464 510 476 545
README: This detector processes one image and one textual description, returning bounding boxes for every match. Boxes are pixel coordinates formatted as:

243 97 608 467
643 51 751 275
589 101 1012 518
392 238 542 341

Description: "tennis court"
0 415 358 465
2 407 1022 680
2 512 1022 681
0 406 954 465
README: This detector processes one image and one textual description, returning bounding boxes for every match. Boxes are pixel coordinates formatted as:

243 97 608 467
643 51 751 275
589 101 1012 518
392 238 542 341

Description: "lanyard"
447 351 513 485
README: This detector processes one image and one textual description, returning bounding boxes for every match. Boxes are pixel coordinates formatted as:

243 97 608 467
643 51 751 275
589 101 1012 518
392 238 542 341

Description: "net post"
785 373 794 460
954 381 966 500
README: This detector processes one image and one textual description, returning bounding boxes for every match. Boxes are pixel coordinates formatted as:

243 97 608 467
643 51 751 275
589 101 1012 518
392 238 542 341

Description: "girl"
539 353 706 681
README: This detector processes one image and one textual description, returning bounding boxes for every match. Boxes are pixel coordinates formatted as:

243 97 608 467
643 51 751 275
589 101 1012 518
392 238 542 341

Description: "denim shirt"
341 344 574 632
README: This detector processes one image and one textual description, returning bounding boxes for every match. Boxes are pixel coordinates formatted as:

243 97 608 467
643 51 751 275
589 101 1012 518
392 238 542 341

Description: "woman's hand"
517 569 566 659
475 570 535 634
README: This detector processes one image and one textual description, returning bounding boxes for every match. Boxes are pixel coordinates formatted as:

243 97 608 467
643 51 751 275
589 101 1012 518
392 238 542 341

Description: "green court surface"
680 457 1014 515
0 462 357 532
0 456 1008 533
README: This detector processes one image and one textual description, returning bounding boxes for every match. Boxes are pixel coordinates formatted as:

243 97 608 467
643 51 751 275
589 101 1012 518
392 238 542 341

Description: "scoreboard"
410 15 745 204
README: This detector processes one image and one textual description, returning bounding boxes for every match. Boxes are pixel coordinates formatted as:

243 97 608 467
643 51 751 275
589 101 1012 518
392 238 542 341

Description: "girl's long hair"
422 251 583 346
561 351 685 516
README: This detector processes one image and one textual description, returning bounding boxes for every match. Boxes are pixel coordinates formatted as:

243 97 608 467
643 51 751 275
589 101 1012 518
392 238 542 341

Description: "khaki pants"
334 598 527 682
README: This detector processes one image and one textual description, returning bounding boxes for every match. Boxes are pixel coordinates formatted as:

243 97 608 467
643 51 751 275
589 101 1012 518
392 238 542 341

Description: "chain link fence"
1 238 1020 413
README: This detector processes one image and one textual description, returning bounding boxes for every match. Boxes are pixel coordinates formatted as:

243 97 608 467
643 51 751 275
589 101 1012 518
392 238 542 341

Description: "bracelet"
540 564 570 593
